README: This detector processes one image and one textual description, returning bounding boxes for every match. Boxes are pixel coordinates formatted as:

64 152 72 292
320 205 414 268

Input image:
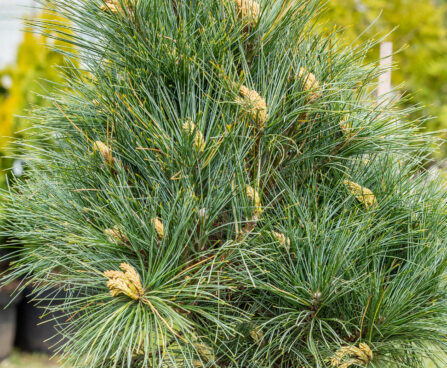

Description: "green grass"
0 350 61 368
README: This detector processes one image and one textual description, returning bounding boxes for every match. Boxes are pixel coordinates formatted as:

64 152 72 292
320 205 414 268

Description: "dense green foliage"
323 0 447 155
2 0 447 367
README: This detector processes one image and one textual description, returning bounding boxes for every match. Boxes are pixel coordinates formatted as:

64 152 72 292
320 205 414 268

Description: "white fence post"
378 42 393 103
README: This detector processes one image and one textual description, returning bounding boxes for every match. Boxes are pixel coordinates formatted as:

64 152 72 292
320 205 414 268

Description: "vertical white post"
378 42 393 103
31 0 38 16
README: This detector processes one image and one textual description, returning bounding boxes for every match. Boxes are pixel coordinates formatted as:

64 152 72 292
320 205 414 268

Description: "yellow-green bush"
0 13 74 187
323 0 447 154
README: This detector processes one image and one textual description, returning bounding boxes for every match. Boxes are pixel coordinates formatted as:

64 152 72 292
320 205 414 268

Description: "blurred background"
0 0 447 366
0 0 36 68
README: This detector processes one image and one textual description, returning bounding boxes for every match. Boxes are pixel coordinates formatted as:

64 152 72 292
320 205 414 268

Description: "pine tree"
2 0 447 367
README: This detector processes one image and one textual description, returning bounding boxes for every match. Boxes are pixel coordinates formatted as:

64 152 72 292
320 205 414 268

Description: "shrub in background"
323 0 447 156
0 12 74 188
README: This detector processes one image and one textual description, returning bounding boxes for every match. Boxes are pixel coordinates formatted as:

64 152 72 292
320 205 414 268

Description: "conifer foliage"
3 0 447 367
